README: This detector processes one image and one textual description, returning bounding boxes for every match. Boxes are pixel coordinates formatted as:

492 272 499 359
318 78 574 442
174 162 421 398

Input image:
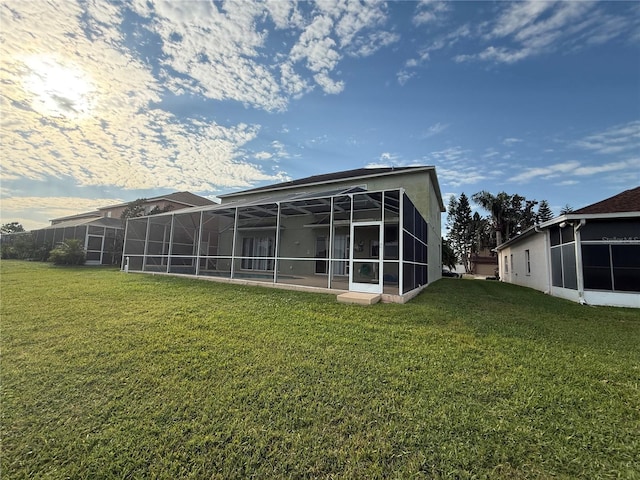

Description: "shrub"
1 233 37 260
48 239 86 265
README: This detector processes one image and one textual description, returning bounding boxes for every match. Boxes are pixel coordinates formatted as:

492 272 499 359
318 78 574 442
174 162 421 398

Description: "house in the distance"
9 192 214 265
122 167 445 303
496 187 640 308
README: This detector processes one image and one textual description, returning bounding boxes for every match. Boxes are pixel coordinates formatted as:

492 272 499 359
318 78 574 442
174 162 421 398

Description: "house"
495 187 640 308
50 191 215 225
13 192 214 265
121 166 445 303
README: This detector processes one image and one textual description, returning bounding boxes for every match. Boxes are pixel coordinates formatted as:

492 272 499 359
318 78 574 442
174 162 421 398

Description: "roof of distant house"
50 191 215 223
99 191 215 210
572 186 640 214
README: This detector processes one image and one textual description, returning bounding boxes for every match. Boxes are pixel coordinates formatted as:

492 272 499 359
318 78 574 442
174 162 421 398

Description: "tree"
446 193 475 273
0 232 35 259
536 200 554 223
472 191 539 246
120 199 174 228
442 239 458 272
472 191 510 247
560 204 574 215
120 198 148 228
1 222 25 233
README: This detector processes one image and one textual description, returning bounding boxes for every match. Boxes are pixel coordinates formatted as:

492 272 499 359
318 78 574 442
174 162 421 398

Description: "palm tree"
472 191 509 246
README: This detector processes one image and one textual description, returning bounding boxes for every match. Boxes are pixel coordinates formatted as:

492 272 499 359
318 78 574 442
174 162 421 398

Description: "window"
550 225 577 290
525 249 531 275
504 255 509 273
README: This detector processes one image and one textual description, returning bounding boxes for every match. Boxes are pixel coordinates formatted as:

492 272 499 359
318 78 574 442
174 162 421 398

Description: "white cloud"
397 70 415 86
511 158 640 183
413 0 449 26
313 70 345 95
423 122 450 138
573 120 640 155
573 158 640 176
510 161 580 183
502 137 523 146
0 1 292 198
456 1 638 64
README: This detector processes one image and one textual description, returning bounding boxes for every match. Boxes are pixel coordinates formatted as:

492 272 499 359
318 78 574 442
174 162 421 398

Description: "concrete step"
336 292 381 305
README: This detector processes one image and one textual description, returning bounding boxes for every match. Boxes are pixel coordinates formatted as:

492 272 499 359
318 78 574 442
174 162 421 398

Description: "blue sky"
1 0 639 230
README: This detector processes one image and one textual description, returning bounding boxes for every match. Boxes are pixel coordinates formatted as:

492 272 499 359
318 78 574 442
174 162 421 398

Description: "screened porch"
122 188 429 298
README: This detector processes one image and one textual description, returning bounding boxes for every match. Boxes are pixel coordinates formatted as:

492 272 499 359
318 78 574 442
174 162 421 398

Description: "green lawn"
2 260 639 479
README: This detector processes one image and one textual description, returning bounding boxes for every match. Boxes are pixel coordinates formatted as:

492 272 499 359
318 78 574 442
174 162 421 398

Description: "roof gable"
219 167 429 198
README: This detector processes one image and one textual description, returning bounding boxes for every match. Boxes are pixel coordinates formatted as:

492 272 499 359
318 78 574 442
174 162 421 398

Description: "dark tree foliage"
120 199 174 228
446 193 476 273
472 190 539 246
120 198 148 228
1 222 25 233
537 200 554 223
442 239 458 272
560 204 574 215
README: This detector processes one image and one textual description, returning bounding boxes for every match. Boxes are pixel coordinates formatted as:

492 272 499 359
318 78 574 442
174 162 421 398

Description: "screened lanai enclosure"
32 218 123 265
122 188 430 298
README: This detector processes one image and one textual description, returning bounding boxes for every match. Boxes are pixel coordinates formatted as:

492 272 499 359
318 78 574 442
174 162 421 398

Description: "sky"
1 0 639 231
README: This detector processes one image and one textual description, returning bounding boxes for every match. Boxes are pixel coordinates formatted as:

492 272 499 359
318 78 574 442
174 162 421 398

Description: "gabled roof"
220 167 426 197
99 191 214 210
50 191 215 223
39 217 123 230
51 211 101 222
219 166 445 212
572 186 640 214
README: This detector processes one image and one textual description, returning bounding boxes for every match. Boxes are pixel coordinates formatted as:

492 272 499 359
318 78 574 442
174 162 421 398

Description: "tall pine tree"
446 193 474 273
536 200 554 223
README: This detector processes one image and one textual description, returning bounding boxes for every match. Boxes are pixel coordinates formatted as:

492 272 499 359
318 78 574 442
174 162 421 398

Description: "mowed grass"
1 261 639 479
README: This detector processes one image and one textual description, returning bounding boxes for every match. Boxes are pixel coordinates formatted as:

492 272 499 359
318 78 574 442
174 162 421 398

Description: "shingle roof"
159 191 215 207
219 167 429 197
99 191 215 210
39 217 123 230
573 186 640 214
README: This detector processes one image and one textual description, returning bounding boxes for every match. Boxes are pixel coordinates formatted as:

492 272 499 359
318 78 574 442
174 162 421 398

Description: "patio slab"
336 292 381 305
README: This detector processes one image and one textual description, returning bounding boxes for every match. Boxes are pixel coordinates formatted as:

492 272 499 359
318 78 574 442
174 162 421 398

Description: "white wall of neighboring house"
498 232 550 293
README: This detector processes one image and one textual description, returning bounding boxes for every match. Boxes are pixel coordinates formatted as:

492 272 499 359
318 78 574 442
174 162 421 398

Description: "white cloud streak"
573 120 640 155
455 1 639 64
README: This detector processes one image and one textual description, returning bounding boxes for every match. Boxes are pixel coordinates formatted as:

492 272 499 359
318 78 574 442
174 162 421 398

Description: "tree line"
445 191 557 274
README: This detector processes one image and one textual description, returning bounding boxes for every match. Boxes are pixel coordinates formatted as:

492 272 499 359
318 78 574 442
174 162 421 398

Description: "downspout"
574 219 587 304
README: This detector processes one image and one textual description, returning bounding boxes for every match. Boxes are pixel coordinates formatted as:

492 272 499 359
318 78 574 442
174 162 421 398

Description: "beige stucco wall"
220 169 444 285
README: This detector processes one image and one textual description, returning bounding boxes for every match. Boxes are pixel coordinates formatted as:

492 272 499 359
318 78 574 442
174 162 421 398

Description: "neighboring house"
496 187 640 308
470 247 498 277
50 191 215 225
122 167 445 303
8 192 214 265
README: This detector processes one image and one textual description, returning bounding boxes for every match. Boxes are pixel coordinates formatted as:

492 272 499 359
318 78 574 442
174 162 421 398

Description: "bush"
1 233 37 260
48 239 86 265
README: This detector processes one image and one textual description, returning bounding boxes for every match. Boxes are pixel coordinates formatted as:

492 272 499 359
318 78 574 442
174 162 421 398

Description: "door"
349 222 383 293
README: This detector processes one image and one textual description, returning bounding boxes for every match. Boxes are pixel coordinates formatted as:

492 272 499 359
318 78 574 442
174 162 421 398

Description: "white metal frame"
349 220 384 294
